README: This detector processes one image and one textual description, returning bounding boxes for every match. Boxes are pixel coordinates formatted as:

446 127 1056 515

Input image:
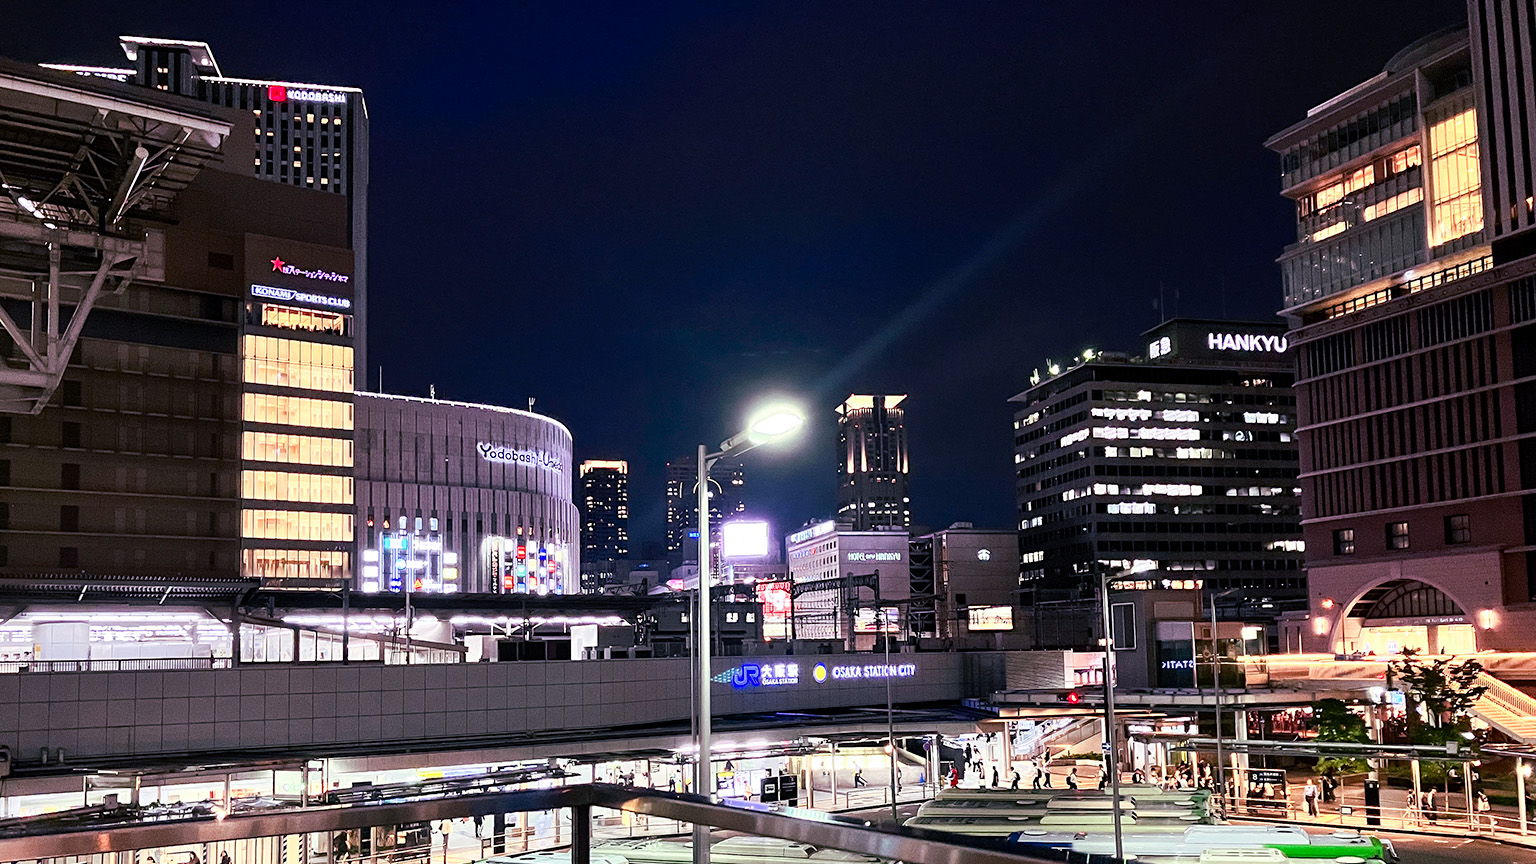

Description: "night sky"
10 2 1464 550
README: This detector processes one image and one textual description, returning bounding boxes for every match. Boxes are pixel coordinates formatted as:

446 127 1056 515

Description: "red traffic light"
1066 691 1081 704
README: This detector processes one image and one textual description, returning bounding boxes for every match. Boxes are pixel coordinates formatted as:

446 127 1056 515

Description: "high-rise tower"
835 395 911 530
579 460 630 564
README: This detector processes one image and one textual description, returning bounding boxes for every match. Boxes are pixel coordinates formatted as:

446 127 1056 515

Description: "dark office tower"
41 37 370 388
1011 321 1303 622
1468 1 1536 261
579 460 630 563
1267 12 1536 654
663 456 745 563
0 59 352 585
835 395 911 530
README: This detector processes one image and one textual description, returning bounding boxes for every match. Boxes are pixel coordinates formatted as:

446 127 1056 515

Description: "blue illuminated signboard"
251 283 352 310
716 662 800 688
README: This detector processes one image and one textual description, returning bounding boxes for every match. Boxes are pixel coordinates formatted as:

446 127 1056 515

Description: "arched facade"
1295 550 1513 653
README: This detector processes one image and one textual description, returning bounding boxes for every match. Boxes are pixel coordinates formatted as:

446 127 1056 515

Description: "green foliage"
1387 649 1489 730
1309 699 1371 774
1310 699 1370 743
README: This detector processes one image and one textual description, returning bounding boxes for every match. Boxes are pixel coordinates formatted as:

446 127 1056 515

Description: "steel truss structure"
0 60 227 413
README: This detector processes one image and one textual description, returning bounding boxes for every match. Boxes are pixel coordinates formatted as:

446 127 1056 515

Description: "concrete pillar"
1518 759 1528 835
1233 710 1250 771
829 743 839 805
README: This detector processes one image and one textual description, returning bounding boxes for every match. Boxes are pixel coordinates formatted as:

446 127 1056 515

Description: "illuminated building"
239 239 356 587
41 36 371 387
578 460 629 591
835 395 910 530
1267 10 1536 653
0 59 350 584
1011 319 1302 623
785 520 909 648
663 455 744 567
352 394 578 595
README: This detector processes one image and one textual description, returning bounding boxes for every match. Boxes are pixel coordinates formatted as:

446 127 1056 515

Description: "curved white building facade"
353 393 578 594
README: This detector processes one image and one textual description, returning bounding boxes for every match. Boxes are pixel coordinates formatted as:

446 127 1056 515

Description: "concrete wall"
0 654 966 768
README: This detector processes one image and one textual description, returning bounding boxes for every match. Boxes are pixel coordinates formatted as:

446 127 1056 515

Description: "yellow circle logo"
813 663 828 683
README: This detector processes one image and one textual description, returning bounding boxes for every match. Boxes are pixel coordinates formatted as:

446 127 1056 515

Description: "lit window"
1333 529 1355 555
1386 521 1409 551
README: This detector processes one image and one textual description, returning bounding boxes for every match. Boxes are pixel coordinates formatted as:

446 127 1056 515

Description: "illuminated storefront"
354 393 578 595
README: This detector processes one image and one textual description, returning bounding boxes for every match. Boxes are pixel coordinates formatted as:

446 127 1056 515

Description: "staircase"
1471 672 1536 743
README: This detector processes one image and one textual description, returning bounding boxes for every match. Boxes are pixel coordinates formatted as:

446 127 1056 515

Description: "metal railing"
0 783 1053 864
0 657 231 673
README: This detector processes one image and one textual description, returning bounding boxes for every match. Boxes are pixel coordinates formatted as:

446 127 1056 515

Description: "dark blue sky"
10 1 1464 548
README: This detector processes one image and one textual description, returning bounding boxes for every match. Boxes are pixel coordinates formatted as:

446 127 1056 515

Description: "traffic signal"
1058 690 1081 704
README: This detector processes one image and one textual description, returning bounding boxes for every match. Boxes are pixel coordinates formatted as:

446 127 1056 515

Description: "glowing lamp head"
745 404 805 445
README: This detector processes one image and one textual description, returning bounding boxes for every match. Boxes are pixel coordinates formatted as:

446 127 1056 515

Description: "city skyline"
2 2 1465 551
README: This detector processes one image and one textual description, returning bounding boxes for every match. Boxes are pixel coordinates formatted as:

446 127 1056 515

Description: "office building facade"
0 59 353 586
785 520 909 646
663 455 744 566
353 393 579 595
579 460 630 563
578 460 629 592
908 524 1020 641
835 395 911 530
1268 10 1536 653
1011 319 1304 620
42 36 370 387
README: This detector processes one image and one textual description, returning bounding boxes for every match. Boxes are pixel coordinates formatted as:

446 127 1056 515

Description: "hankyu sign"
1206 332 1288 353
250 284 351 310
271 255 350 284
846 551 902 562
477 443 562 472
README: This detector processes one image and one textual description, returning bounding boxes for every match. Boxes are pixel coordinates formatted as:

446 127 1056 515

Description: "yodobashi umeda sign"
477 442 562 473
1206 332 1289 353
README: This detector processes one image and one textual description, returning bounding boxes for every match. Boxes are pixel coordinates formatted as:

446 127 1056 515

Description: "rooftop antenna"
528 397 536 413
378 365 383 394
429 384 436 400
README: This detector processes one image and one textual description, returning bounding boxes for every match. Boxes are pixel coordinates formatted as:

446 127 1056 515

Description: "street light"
1209 586 1240 807
693 402 804 864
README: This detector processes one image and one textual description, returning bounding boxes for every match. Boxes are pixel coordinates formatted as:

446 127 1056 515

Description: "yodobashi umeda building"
352 393 579 595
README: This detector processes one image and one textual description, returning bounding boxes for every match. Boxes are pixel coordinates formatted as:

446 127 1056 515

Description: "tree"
1308 698 1370 774
1387 649 1489 741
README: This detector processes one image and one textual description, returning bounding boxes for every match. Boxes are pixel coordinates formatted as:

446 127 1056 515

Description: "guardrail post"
572 804 590 864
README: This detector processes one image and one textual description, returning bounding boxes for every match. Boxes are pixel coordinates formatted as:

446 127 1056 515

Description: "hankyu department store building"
352 393 580 595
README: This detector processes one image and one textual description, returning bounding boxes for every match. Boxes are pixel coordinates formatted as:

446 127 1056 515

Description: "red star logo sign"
270 256 285 272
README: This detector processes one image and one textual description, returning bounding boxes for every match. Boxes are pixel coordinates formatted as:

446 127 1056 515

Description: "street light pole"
1099 569 1123 862
693 443 713 864
1212 592 1224 802
690 404 804 864
884 607 898 823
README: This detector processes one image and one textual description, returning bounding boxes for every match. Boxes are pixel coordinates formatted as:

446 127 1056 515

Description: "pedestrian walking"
1303 779 1318 817
853 768 867 788
1066 767 1078 790
1425 789 1437 824
1011 769 1021 790
948 767 959 788
1031 765 1043 790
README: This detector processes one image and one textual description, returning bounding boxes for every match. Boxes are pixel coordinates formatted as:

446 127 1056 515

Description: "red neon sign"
268 84 287 102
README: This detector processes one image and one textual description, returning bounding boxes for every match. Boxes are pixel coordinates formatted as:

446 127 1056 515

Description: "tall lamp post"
693 403 804 864
1099 568 1125 862
1209 586 1239 806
